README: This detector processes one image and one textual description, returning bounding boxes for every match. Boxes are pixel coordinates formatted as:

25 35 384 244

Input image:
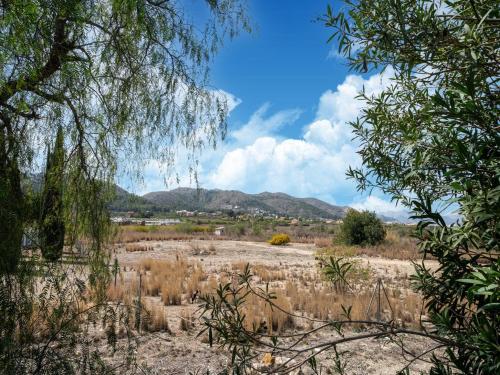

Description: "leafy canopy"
200 1 499 374
326 0 499 373
0 0 249 373
340 209 386 246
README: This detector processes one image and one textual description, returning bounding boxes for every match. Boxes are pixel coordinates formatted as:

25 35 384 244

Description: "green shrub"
251 223 262 236
234 223 246 236
174 223 208 234
268 233 290 246
226 223 246 237
340 209 385 246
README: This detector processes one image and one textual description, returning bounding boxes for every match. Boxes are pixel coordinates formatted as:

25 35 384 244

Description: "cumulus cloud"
315 68 393 124
231 103 302 145
207 69 395 205
350 196 409 221
131 67 406 219
209 135 360 202
303 119 344 148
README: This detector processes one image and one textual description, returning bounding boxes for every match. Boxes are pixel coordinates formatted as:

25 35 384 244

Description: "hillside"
108 185 157 213
139 187 347 219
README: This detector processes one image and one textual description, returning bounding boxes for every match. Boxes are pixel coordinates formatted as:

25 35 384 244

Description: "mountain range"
110 186 349 219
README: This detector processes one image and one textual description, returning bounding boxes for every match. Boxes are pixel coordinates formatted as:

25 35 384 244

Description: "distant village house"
214 226 225 236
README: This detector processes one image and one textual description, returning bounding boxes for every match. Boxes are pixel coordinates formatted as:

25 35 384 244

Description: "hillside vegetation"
112 186 348 219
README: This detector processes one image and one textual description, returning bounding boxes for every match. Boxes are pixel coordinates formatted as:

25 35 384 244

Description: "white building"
214 226 225 236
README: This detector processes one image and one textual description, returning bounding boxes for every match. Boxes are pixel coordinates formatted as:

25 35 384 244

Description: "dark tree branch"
0 17 74 104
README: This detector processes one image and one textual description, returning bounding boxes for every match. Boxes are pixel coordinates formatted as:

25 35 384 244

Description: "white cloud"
131 67 401 217
209 137 359 201
316 68 393 124
350 196 409 220
231 103 301 145
206 69 394 203
303 119 344 148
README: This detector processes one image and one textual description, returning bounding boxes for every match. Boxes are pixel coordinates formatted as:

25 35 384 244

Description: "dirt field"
103 240 438 374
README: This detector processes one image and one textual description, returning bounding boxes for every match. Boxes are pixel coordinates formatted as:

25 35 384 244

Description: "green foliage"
340 209 385 246
0 128 24 274
0 0 249 372
251 222 263 236
268 233 290 245
233 223 246 236
320 256 352 293
325 0 500 373
174 222 210 234
40 126 65 261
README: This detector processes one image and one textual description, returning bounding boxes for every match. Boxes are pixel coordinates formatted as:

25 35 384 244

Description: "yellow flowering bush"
268 233 290 246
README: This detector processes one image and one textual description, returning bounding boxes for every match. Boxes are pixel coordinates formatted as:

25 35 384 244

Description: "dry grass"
253 264 286 283
125 243 153 252
314 237 332 248
189 242 217 256
242 290 295 334
201 275 219 296
231 262 286 283
228 261 423 332
317 230 420 260
141 257 187 305
142 302 170 333
140 257 205 306
109 256 207 307
110 228 424 344
107 284 126 302
231 261 248 272
161 281 183 305
186 263 206 297
283 279 423 327
116 226 219 243
180 309 195 331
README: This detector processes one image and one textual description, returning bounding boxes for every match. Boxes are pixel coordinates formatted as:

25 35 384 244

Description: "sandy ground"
104 240 439 374
117 239 433 276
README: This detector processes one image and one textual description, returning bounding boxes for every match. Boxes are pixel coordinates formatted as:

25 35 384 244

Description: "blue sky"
211 0 346 137
127 0 408 219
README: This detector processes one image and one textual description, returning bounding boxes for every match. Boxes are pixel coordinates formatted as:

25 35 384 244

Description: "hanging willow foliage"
0 126 24 274
0 0 250 372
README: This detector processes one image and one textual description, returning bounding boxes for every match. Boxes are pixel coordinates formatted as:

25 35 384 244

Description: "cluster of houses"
175 210 225 217
110 217 181 226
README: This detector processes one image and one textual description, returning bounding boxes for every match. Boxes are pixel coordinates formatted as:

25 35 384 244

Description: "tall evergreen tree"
0 126 24 273
40 126 65 261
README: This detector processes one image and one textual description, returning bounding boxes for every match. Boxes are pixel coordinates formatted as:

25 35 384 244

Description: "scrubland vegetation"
116 221 421 260
107 239 425 343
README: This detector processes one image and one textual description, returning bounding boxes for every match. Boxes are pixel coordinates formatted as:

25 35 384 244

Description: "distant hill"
28 180 398 221
138 187 348 219
108 185 157 213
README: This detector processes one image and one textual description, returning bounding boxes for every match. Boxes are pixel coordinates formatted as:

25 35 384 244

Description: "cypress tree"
40 126 65 261
0 127 24 274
